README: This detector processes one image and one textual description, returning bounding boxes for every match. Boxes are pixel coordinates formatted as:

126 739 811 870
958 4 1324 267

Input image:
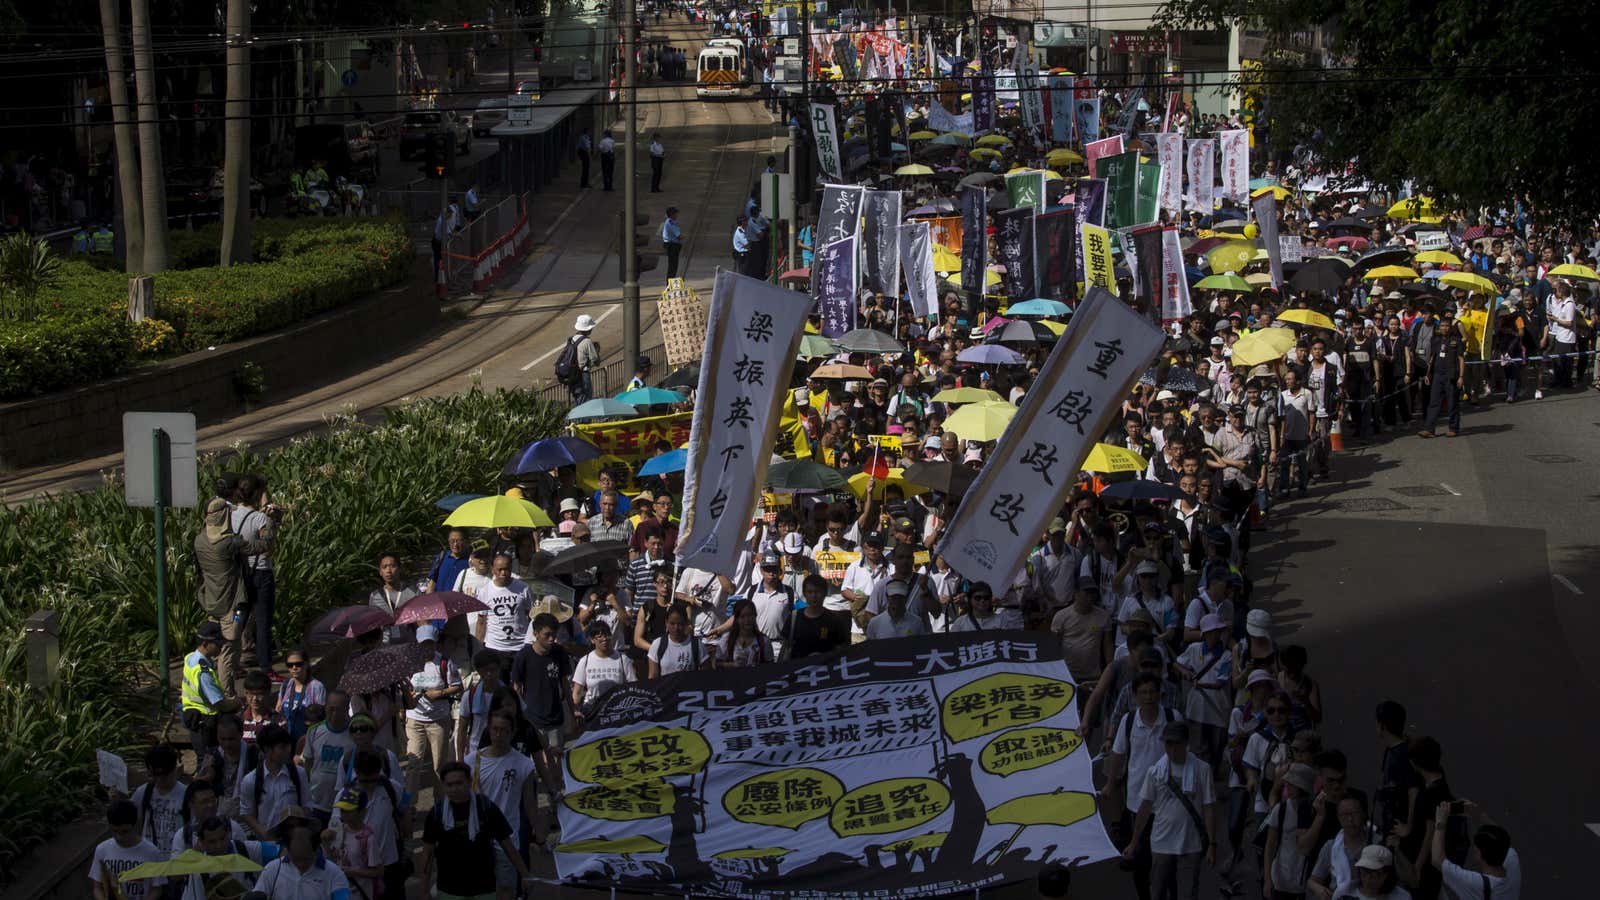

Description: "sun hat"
574 314 597 332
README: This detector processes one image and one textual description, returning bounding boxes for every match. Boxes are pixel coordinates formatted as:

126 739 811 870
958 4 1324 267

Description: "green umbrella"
1193 273 1253 293
797 334 840 360
766 459 848 491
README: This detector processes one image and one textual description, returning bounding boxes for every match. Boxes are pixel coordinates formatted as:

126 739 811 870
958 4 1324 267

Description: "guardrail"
440 193 531 296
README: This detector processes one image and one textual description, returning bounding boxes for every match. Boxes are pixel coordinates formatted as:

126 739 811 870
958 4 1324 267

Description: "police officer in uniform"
92 222 116 255
577 131 593 189
181 622 240 762
598 131 617 191
71 220 93 254
1419 309 1466 438
661 205 682 278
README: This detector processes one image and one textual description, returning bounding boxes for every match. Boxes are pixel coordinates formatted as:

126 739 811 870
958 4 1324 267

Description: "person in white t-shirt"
947 580 1023 632
253 820 351 899
1108 672 1184 898
716 598 775 668
465 710 547 896
127 745 187 854
1433 801 1519 900
572 620 635 715
864 580 929 640
451 548 494 645
647 604 713 676
1121 721 1217 900
476 555 534 655
90 800 166 900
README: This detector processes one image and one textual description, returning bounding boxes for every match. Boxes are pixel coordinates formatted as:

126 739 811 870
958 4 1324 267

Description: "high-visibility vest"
92 229 115 253
181 651 217 714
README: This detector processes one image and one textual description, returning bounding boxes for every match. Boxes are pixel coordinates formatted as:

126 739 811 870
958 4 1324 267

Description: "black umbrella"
1320 216 1368 236
986 319 1057 345
1289 262 1346 295
1352 247 1412 272
1140 366 1212 394
900 460 976 497
1099 480 1195 503
1352 204 1389 220
338 642 429 695
541 540 632 576
660 362 700 391
766 459 848 491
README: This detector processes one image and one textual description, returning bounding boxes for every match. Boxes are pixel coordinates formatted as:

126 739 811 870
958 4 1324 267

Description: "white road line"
520 303 620 371
1588 823 1600 840
1438 483 1462 496
1554 574 1584 596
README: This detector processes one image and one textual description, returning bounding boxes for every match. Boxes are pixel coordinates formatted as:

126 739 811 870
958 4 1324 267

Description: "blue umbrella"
615 387 686 406
1005 298 1071 317
566 399 638 422
433 493 487 512
637 447 688 477
503 436 601 476
957 344 1025 365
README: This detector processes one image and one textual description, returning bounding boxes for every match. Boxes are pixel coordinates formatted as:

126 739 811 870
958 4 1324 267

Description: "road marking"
1588 823 1600 840
1438 483 1461 496
1554 574 1584 596
520 303 620 371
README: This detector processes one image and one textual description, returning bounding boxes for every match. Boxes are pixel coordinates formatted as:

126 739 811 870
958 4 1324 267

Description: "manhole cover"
1392 485 1449 497
1331 497 1409 513
1528 454 1579 464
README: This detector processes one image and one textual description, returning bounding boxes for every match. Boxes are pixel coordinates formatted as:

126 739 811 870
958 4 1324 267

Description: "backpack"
554 336 584 384
1117 707 1177 788
653 634 701 671
251 760 305 820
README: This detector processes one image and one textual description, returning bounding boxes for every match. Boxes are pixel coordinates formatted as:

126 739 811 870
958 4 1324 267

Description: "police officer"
732 214 750 273
577 131 593 189
598 131 617 191
92 222 115 255
661 206 682 278
181 621 240 762
71 220 93 254
1419 308 1466 438
648 133 666 193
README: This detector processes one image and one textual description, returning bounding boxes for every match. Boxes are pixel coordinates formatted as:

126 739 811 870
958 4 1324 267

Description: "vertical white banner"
1160 227 1193 323
810 102 844 182
936 290 1163 590
898 221 938 319
1154 132 1184 215
1219 129 1249 205
1185 139 1214 211
678 271 811 574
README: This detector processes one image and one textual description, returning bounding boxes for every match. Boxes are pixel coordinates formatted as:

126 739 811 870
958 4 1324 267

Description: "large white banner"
1185 139 1214 211
937 290 1163 589
811 102 844 182
553 633 1114 897
1154 132 1184 215
927 99 973 135
678 271 810 574
1160 227 1193 323
1219 129 1249 205
1019 66 1047 141
899 221 938 319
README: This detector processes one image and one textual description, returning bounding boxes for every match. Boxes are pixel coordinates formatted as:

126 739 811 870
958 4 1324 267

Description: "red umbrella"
394 591 487 626
1185 236 1232 257
779 267 810 282
1325 235 1370 251
1460 225 1488 242
308 605 394 640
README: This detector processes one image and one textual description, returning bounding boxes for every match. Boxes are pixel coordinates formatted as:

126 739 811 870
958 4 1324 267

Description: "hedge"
0 218 414 401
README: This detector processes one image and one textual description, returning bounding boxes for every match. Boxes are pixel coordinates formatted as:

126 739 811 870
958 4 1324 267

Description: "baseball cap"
1047 517 1067 534
894 516 915 532
415 624 440 643
1162 721 1190 744
558 520 576 535
794 387 810 406
1135 560 1160 576
963 447 983 464
1124 607 1155 625
885 580 909 598
1155 389 1177 401
1076 575 1100 592
333 788 366 812
863 531 886 547
781 532 806 555
1245 608 1273 638
760 552 782 568
1246 669 1277 689
1210 336 1225 346
924 435 943 450
1354 845 1394 871
197 621 224 643
1199 613 1228 633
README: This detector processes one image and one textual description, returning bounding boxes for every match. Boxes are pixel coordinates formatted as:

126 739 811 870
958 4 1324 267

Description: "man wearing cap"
406 624 462 795
863 579 928 640
181 622 242 766
1116 559 1179 652
1175 613 1234 766
626 354 654 392
1121 720 1217 900
1108 672 1185 900
193 497 272 699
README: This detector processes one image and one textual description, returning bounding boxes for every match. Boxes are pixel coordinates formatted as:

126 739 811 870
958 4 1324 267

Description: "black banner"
1036 209 1076 301
996 207 1036 303
959 185 988 315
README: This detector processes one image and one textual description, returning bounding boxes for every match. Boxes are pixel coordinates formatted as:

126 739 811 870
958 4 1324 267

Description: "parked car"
473 98 508 136
514 79 542 99
399 110 471 159
294 122 379 181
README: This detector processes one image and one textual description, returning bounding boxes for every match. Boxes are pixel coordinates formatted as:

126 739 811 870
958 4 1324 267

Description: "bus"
697 45 744 98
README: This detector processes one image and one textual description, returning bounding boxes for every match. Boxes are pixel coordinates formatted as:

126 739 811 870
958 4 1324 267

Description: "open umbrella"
1320 216 1368 236
1276 309 1338 330
309 605 394 640
1251 185 1291 201
1100 480 1195 503
809 362 874 380
566 398 638 422
541 540 631 576
767 459 848 491
932 244 963 271
1140 366 1211 393
931 133 970 146
797 335 840 359
121 850 263 882
1229 327 1298 367
906 204 941 217
615 387 685 406
503 436 601 476
1194 273 1253 293
1547 263 1600 281
969 147 1004 162
836 328 903 354
909 130 938 140
1289 261 1346 294
894 163 935 176
395 591 488 626
1352 246 1412 271
1352 203 1389 219
339 642 430 694
944 400 1018 442
931 386 1003 404
1439 272 1498 295
901 460 976 495
1414 250 1462 267
1082 443 1147 474
659 363 699 391
1324 235 1370 252
1005 298 1071 317
1362 265 1420 281
1386 196 1442 223
445 495 554 528
986 319 1057 345
433 492 486 512
959 172 1000 187
957 344 1025 365
847 468 927 500
1206 242 1259 275
637 447 688 476
976 134 1011 148
1045 148 1084 166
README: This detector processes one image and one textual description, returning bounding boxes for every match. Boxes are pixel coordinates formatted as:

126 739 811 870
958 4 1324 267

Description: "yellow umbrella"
894 163 935 176
847 468 927 500
1244 272 1273 288
1251 185 1291 201
1276 309 1338 330
1005 166 1035 175
121 850 263 881
1206 241 1259 275
1044 171 1063 181
969 147 1003 161
1045 148 1084 166
931 387 1003 404
1040 319 1066 335
444 495 554 528
944 400 1017 442
1081 443 1147 474
1386 196 1442 223
976 134 1011 148
1547 263 1600 281
556 836 669 856
943 131 971 142
949 266 1004 286
1228 327 1298 367
805 320 819 334
1439 272 1497 295
1362 265 1419 281
1414 250 1461 266
932 245 962 271
909 130 938 140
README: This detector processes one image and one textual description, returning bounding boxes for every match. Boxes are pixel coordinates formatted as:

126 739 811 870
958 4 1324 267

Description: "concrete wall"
0 259 436 473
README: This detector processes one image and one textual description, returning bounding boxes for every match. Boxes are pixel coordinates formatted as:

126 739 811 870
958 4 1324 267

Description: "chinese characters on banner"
1073 179 1106 289
817 184 864 248
898 221 938 319
1079 223 1116 297
1019 67 1046 143
936 291 1163 590
554 633 1115 898
1005 170 1045 211
927 100 973 135
1035 209 1076 301
1049 73 1073 144
811 103 844 182
861 190 903 298
1185 139 1215 211
678 272 810 575
1160 227 1194 323
995 207 1036 302
1084 135 1124 176
1252 193 1284 290
1279 235 1305 263
1129 225 1165 323
1072 77 1098 143
972 58 995 132
811 236 858 339
958 185 988 303
573 411 694 467
1219 129 1249 205
1154 132 1184 215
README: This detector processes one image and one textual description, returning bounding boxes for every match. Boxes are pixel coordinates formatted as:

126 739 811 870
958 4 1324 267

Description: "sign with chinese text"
1160 227 1193 323
1079 223 1115 297
1084 135 1123 177
1072 77 1098 143
678 272 810 575
1279 235 1304 263
1219 129 1249 205
1019 67 1046 141
959 185 988 302
1005 170 1046 212
1129 225 1165 321
573 412 695 466
811 103 844 182
861 190 903 298
1185 139 1214 211
972 59 995 132
817 184 864 248
1049 73 1073 144
813 236 858 339
1035 209 1076 301
659 278 709 370
899 221 938 319
936 291 1162 589
1154 133 1183 215
996 207 1037 302
553 632 1114 897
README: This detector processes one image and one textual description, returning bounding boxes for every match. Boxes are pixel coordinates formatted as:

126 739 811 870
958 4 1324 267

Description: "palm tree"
219 0 252 265
128 0 169 272
96 0 143 271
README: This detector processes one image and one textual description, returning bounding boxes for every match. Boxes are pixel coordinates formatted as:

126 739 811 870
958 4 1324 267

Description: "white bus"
697 46 744 98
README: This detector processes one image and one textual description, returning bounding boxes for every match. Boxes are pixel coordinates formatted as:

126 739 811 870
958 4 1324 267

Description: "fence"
529 341 675 411
440 192 532 296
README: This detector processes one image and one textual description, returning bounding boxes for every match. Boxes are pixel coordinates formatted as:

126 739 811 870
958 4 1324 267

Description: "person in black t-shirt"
789 575 851 659
419 761 532 899
511 613 576 807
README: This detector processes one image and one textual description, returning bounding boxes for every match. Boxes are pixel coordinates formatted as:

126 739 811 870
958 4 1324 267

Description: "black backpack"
554 336 583 384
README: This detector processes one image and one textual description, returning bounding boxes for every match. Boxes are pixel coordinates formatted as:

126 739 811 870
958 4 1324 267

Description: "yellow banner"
574 411 694 464
1081 223 1117 296
869 434 903 454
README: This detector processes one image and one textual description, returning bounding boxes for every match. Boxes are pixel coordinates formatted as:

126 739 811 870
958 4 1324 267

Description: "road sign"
123 412 197 509
507 93 534 127
341 69 358 87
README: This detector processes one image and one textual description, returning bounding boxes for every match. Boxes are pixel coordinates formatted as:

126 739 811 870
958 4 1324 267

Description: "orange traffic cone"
1328 417 1346 452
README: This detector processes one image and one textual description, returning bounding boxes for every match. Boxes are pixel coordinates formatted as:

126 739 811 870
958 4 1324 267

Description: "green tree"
0 233 65 322
1154 1 1600 224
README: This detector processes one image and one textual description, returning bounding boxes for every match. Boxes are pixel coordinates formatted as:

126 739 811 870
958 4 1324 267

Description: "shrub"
129 317 177 357
0 308 132 397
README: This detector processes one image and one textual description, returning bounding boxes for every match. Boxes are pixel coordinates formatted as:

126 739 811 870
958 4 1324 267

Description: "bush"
0 308 132 397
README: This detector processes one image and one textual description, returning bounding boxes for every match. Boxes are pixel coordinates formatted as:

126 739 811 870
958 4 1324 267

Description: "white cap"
781 532 806 555
1199 612 1228 633
924 435 943 450
1354 845 1394 871
1245 608 1272 638
963 447 983 464
1155 389 1177 401
415 624 440 643
575 314 597 332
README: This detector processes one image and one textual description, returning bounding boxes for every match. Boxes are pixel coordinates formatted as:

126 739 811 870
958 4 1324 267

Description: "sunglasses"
287 660 306 668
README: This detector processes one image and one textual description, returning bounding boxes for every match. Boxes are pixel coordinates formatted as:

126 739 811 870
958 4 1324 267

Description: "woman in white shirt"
647 604 713 677
572 620 635 715
717 600 773 669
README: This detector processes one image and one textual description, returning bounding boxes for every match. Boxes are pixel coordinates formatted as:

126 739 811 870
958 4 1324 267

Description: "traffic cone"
1328 417 1346 452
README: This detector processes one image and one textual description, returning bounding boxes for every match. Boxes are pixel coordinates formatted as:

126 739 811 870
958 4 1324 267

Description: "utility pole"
623 0 640 370
506 4 516 95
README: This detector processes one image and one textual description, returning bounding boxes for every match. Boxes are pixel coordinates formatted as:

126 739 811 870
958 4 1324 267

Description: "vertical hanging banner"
812 236 859 339
1219 129 1250 205
1160 227 1193 323
898 221 938 319
1050 73 1073 144
1154 133 1184 216
1036 209 1076 301
1079 223 1116 297
959 185 988 303
972 59 995 133
1084 135 1124 176
1185 139 1215 211
1098 151 1139 229
937 289 1163 588
553 632 1115 897
1019 67 1047 143
816 184 865 248
1252 193 1284 290
811 103 844 182
1073 179 1106 288
928 215 963 255
860 190 903 297
1130 225 1166 322
1072 77 1098 143
679 271 810 574
996 207 1037 302
1005 170 1046 211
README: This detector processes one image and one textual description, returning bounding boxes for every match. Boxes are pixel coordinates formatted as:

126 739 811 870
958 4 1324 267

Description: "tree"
128 0 169 272
220 0 252 265
96 0 143 271
1154 1 1600 225
0 234 64 322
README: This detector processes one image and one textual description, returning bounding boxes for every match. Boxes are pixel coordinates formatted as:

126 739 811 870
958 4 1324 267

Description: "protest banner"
927 215 962 256
812 236 858 339
554 632 1115 898
1130 225 1165 321
936 289 1162 590
817 184 865 247
1049 73 1073 144
1280 235 1304 263
1252 192 1284 290
1019 66 1046 140
1072 77 1098 143
659 278 709 370
898 221 938 319
972 59 995 132
1035 209 1076 302
679 272 811 575
1084 135 1123 175
811 103 844 182
1160 227 1194 323
1079 223 1116 297
996 207 1037 302
861 190 903 297
1005 170 1046 211
1185 139 1214 211
574 411 694 465
1073 179 1106 290
1219 129 1249 205
1154 132 1184 215
959 185 988 303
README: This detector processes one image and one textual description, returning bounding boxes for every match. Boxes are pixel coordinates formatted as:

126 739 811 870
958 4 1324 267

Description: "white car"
473 99 508 137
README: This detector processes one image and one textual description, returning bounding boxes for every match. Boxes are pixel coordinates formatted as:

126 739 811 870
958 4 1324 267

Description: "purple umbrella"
957 344 1025 366
308 605 394 640
394 591 488 626
339 642 430 695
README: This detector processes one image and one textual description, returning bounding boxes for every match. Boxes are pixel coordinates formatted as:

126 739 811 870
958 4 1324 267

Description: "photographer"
230 474 283 674
194 497 273 699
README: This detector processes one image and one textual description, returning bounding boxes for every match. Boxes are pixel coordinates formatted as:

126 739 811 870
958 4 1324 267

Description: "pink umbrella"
1325 235 1370 251
394 591 488 626
309 605 394 640
980 315 1013 334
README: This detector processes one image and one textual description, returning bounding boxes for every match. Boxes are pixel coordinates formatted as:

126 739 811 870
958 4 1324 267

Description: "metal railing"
440 192 530 295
